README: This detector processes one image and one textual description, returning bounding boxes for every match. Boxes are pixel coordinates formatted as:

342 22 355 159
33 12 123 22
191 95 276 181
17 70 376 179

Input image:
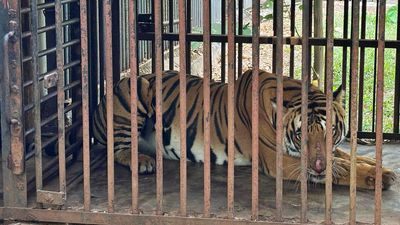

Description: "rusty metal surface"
178 0 188 217
349 0 360 224
275 0 284 222
374 1 386 224
80 0 91 212
0 207 311 225
36 190 66 206
395 0 400 134
26 0 43 202
251 0 260 221
301 0 310 222
227 0 235 219
203 0 211 218
154 0 164 215
129 0 139 214
324 0 334 224
1 0 27 206
103 0 115 213
55 0 66 197
7 30 24 175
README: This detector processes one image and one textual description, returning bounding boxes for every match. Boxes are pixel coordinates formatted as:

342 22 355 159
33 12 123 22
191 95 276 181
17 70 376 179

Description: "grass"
331 5 398 133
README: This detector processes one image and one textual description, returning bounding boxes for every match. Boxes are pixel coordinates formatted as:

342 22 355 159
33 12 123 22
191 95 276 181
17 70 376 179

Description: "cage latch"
43 72 59 89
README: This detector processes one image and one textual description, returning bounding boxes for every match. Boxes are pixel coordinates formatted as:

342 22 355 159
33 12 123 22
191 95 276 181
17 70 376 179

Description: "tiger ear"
333 84 345 106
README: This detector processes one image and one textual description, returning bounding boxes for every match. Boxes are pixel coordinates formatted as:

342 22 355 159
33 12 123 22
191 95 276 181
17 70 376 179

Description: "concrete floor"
1 141 400 224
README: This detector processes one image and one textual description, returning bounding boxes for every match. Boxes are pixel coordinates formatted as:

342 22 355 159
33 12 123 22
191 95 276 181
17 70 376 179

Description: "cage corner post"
1 0 28 208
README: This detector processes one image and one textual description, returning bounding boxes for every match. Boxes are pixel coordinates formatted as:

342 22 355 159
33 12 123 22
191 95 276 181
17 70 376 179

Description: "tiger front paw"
138 154 156 175
362 166 397 190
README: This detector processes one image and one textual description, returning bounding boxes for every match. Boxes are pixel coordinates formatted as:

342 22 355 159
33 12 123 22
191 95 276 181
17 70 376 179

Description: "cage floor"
1 141 400 224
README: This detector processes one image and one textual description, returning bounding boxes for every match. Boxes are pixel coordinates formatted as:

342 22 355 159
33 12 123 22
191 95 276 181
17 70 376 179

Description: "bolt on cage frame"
0 0 399 224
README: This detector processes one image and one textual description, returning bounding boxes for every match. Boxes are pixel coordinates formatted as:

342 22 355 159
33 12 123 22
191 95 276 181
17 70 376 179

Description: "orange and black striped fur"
92 70 396 189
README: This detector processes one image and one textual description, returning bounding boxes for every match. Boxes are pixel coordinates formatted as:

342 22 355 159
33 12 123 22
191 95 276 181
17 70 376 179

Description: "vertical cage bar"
30 0 42 195
289 0 295 78
358 0 367 132
129 0 139 213
104 0 115 213
80 0 91 211
300 0 310 222
371 3 379 133
349 0 360 223
342 0 349 91
178 0 187 217
251 0 260 221
237 0 243 76
185 0 191 74
325 0 334 223
227 0 235 219
221 0 226 83
154 0 164 215
275 0 284 221
374 0 386 224
395 0 400 133
55 0 66 195
168 0 174 70
203 0 212 218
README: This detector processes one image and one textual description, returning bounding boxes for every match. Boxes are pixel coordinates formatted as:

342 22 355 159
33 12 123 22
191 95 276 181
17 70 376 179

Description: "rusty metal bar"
80 0 91 212
325 0 334 223
178 0 188 217
137 33 400 48
2 30 28 206
221 0 226 83
289 0 295 78
154 0 164 215
203 0 211 217
129 0 139 214
104 0 115 213
185 0 191 74
341 0 349 91
30 0 43 196
237 0 243 75
349 0 360 223
251 0 260 221
300 0 310 222
358 0 367 132
275 0 284 221
21 18 81 38
20 0 79 13
374 1 386 224
55 0 67 197
227 0 235 219
395 0 400 133
22 39 81 63
371 2 379 133
168 0 174 70
1 207 309 225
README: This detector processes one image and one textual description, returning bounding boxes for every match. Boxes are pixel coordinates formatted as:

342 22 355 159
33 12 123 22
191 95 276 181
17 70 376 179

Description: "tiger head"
275 85 347 183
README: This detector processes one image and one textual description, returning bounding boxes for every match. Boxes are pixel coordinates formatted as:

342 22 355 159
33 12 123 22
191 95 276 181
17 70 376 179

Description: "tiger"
92 70 396 190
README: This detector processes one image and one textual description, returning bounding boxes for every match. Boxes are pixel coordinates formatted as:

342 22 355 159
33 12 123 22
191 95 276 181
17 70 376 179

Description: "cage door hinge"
36 190 66 206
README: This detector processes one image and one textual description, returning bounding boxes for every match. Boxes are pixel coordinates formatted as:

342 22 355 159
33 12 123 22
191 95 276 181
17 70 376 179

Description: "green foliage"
331 9 398 132
386 5 398 24
261 0 273 9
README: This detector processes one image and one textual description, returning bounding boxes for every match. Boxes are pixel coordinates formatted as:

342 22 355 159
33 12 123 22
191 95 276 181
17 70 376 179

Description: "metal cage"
1 0 399 224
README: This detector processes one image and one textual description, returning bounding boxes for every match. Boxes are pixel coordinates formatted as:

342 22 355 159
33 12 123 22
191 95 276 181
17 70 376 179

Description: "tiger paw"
364 167 397 190
138 154 156 175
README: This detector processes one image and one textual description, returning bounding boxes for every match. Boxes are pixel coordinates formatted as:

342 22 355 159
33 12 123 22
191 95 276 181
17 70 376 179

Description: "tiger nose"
314 158 325 174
